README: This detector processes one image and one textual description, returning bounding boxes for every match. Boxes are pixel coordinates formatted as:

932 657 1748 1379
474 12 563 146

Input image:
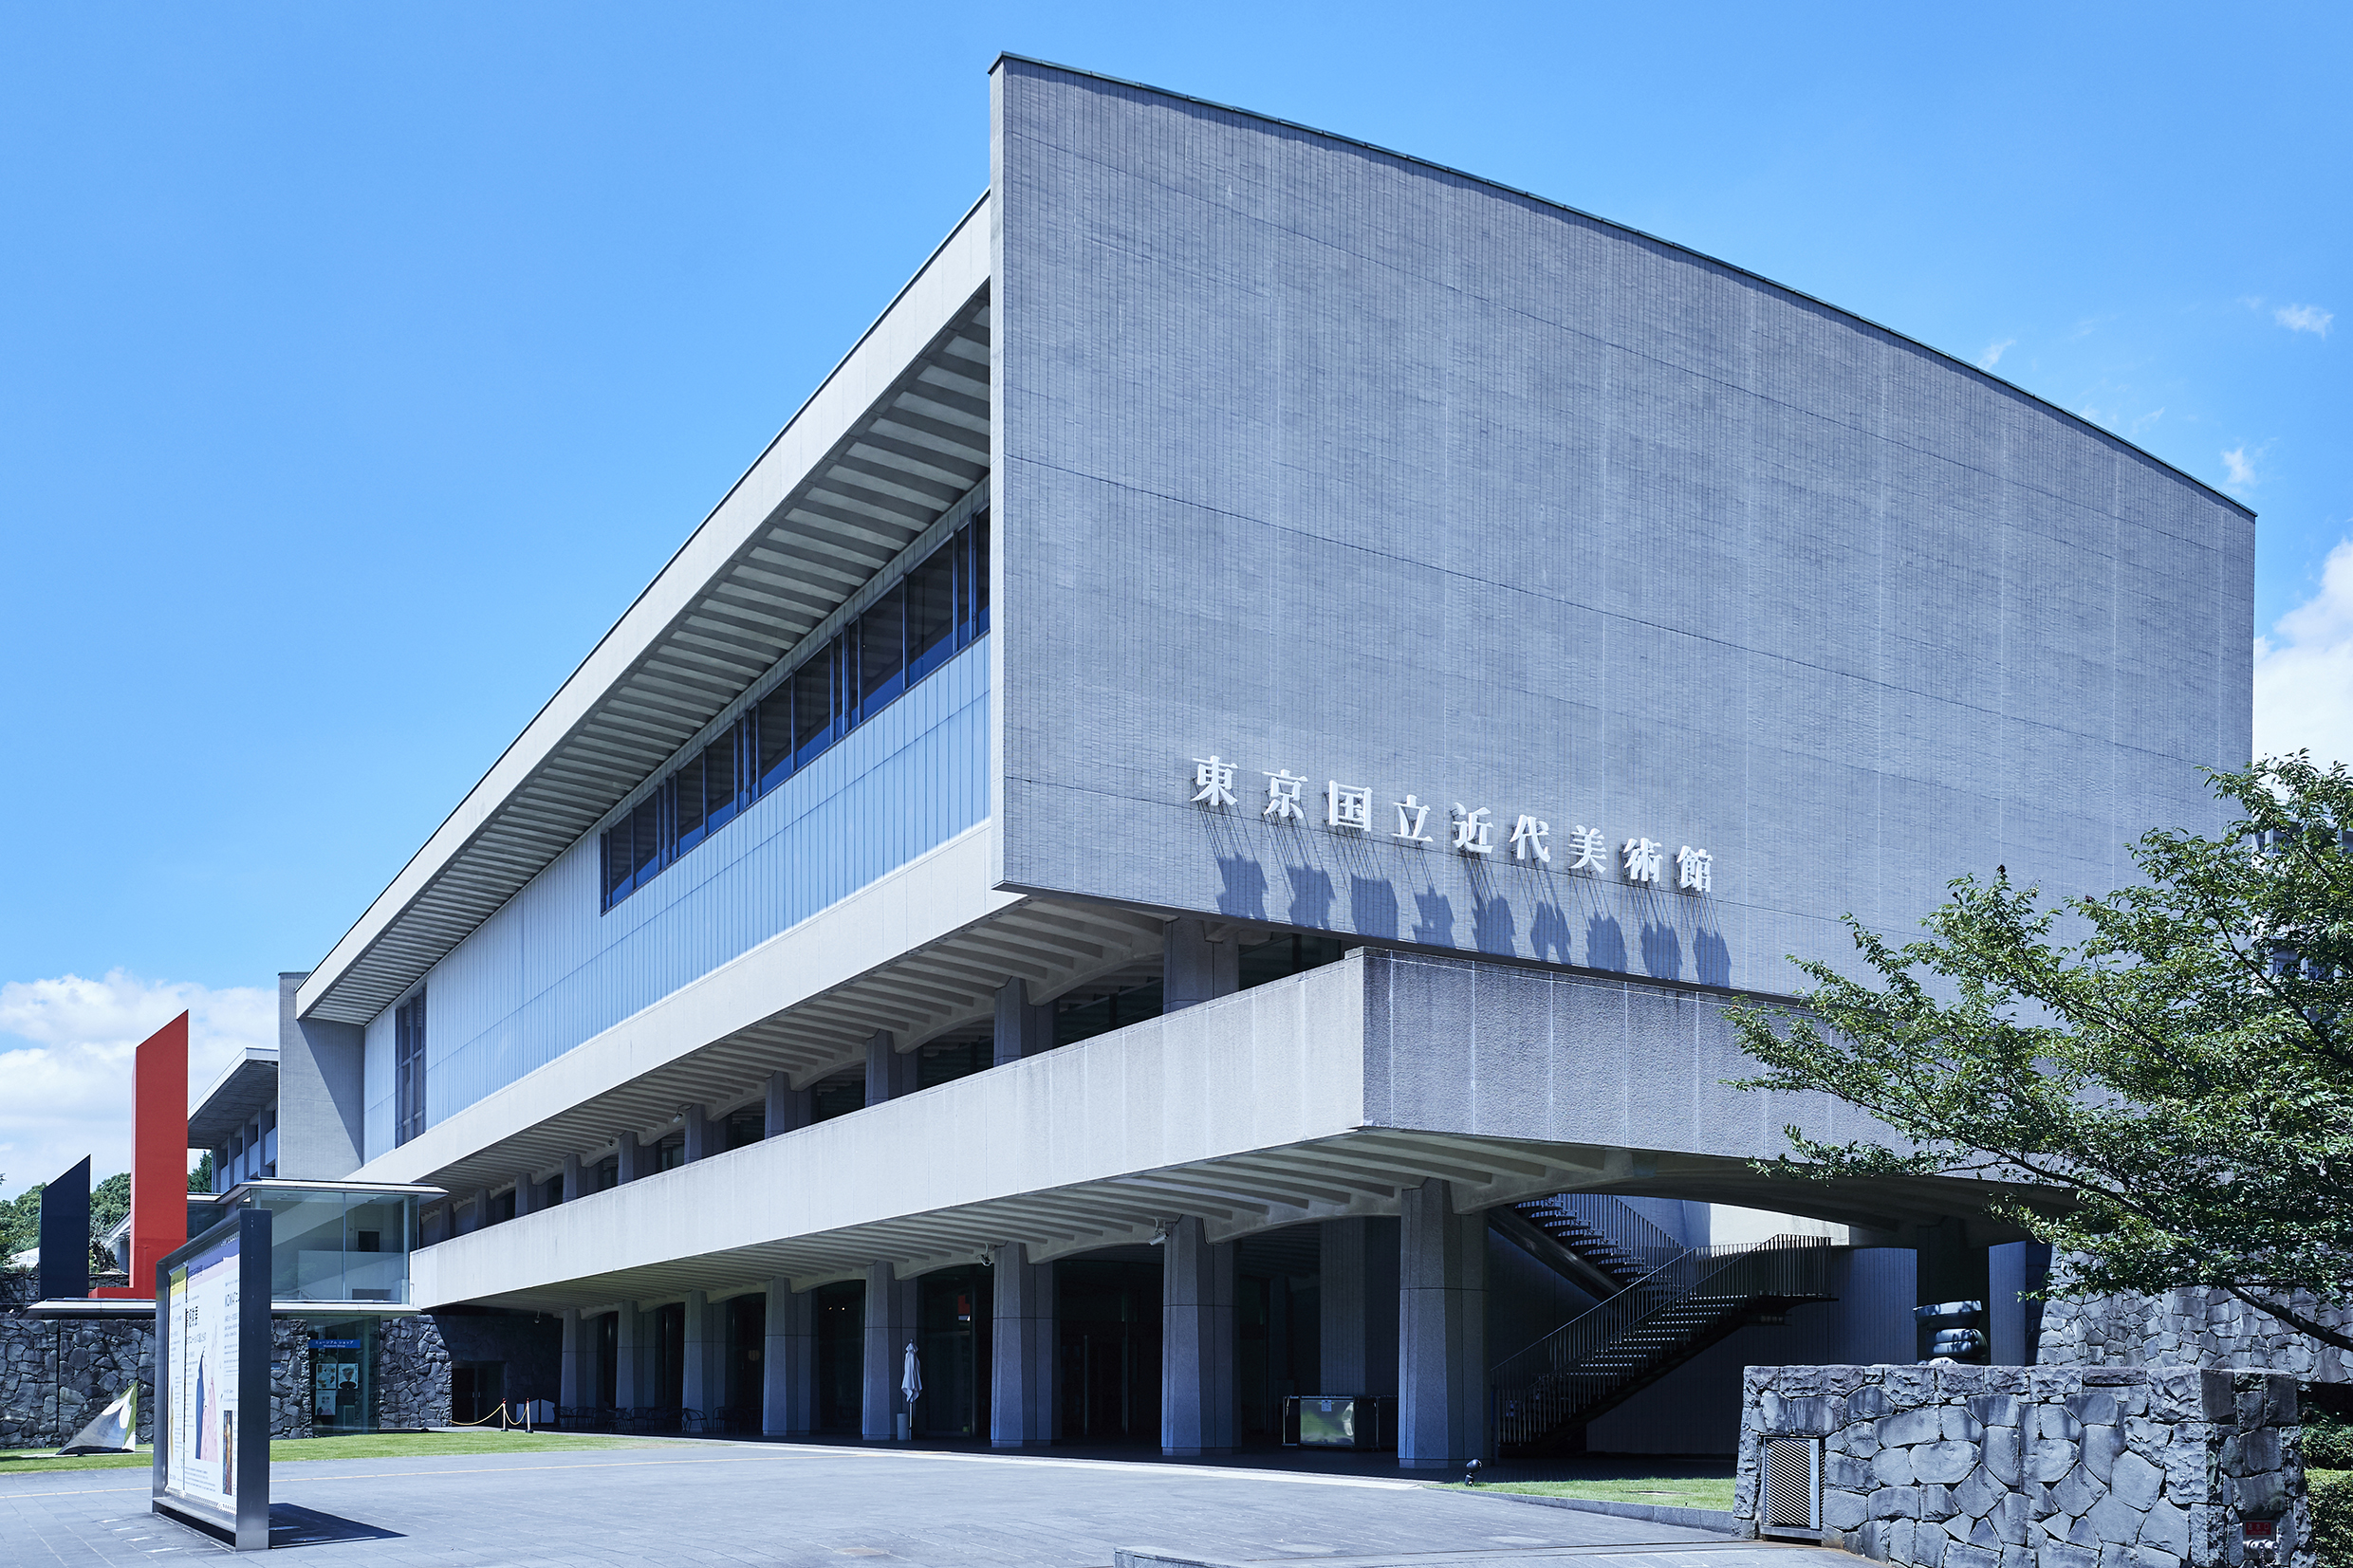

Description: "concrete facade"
264 59 2253 1464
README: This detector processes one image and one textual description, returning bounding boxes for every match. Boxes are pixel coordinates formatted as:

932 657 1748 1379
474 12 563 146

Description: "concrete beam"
1160 1216 1236 1455
1163 919 1237 1012
861 1264 917 1441
991 1242 1054 1448
1399 1180 1486 1468
865 1030 914 1104
764 1277 814 1435
991 979 1055 1066
767 1072 810 1138
1320 1216 1399 1395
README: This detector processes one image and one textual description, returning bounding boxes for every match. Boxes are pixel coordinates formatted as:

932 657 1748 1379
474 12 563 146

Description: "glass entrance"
915 1266 991 1438
307 1318 377 1433
1057 1259 1161 1444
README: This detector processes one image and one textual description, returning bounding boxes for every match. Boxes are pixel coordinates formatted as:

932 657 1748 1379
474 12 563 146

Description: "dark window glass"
602 824 631 908
654 1133 686 1172
592 1155 620 1192
395 994 427 1146
861 583 905 709
724 1107 765 1151
906 544 956 682
970 512 990 637
701 728 739 831
756 684 794 792
794 645 832 754
629 797 660 883
810 1071 865 1125
674 751 706 852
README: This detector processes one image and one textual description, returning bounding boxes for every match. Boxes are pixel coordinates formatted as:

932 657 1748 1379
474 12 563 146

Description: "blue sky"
2 3 2344 1190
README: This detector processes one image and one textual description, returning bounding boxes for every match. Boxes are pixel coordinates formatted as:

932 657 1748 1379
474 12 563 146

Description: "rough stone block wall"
0 1317 156 1448
1735 1364 2307 1568
2041 1289 2350 1386
379 1315 452 1430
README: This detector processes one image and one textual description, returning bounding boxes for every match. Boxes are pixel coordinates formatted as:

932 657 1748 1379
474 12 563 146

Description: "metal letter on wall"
152 1207 272 1551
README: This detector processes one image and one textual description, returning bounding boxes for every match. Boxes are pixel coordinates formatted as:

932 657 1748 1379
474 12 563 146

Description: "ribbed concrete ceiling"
307 293 992 1026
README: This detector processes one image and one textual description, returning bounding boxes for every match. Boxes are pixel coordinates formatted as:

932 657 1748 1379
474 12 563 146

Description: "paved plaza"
0 1443 1847 1568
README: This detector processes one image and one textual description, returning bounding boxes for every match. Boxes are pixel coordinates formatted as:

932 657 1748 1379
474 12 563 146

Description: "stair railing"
1515 1194 1689 1278
1490 1233 1836 1448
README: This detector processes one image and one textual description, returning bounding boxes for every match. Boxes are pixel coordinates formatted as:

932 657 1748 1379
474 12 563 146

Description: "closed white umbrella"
900 1340 922 1408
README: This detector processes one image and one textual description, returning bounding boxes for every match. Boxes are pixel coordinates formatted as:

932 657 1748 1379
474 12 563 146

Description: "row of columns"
548 1191 1487 1466
534 920 1483 1465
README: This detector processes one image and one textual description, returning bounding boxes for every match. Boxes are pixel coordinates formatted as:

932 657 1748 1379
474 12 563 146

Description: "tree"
189 1153 213 1193
1731 754 2353 1354
87 1171 131 1274
0 1180 38 1267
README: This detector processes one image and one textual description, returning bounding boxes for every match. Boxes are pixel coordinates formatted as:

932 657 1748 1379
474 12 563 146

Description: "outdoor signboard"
153 1207 270 1550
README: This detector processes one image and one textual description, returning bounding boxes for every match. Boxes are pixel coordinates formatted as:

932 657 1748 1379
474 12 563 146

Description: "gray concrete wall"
277 969 366 1179
990 58 2252 1001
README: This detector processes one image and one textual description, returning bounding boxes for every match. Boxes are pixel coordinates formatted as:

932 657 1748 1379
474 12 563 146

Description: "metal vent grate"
1762 1437 1821 1531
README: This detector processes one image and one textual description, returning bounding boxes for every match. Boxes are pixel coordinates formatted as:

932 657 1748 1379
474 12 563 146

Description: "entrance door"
1056 1260 1162 1443
813 1281 863 1433
307 1319 377 1434
916 1266 991 1438
452 1360 505 1424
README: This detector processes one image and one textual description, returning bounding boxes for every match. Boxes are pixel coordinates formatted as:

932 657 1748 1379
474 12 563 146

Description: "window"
592 1155 620 1192
860 582 906 710
395 993 427 1146
598 512 990 913
723 1106 766 1151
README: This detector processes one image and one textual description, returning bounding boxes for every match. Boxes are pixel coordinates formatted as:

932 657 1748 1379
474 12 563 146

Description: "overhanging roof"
188 1050 279 1146
299 198 992 1027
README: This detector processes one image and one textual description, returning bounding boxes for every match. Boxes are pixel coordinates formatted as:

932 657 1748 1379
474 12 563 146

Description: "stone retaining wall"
1735 1364 2307 1568
2041 1290 2350 1386
0 1310 528 1448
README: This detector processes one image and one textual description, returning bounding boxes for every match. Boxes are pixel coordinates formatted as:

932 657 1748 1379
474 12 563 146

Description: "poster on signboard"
163 1229 241 1512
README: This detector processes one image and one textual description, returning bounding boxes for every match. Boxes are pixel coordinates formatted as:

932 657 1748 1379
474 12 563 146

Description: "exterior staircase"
1491 1194 1841 1453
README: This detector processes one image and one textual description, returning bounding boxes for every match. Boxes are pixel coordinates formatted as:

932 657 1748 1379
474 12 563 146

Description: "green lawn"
1441 1476 1737 1510
0 1430 660 1477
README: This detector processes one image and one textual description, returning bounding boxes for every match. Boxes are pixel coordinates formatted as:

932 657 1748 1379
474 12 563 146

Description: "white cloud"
2223 446 2257 488
2276 304 2334 337
1979 339 2016 370
2254 538 2353 768
0 971 273 1198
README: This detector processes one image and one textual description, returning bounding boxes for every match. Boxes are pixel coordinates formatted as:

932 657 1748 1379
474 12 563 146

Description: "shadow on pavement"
269 1502 405 1549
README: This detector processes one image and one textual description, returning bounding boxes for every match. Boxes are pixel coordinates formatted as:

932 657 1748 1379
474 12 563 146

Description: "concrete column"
1160 1216 1237 1456
616 1303 653 1409
862 1264 917 1441
1398 1180 1487 1468
559 1310 583 1407
616 1132 646 1184
682 1104 715 1163
1986 1241 2053 1365
465 1186 491 1233
681 1290 714 1414
991 1243 1055 1448
1320 1216 1399 1394
560 1153 583 1204
1163 918 1238 1011
865 1030 914 1103
764 1278 814 1435
991 980 1056 1066
515 1176 542 1217
766 1071 809 1138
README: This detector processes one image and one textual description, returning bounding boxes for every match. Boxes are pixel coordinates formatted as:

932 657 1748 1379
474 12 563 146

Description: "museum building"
260 58 2252 1462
